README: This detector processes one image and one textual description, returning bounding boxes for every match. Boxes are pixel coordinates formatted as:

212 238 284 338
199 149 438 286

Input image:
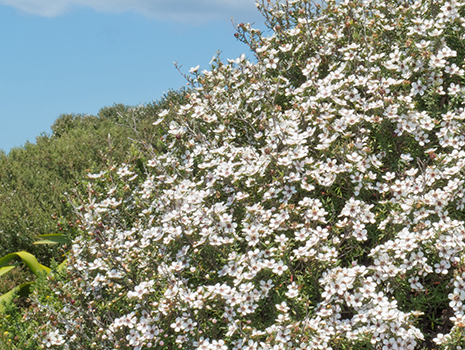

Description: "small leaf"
0 252 50 277
33 234 69 245
0 282 34 313
56 258 68 274
0 265 17 278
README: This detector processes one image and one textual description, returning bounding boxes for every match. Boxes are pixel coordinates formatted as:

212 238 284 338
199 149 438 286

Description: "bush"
12 0 465 349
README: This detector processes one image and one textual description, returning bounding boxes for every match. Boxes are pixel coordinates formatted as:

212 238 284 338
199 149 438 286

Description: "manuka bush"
13 0 465 349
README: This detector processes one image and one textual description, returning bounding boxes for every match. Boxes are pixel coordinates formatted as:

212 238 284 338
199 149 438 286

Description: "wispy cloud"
0 0 263 24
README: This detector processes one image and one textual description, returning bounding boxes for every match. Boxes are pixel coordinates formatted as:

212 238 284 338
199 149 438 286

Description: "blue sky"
0 0 266 153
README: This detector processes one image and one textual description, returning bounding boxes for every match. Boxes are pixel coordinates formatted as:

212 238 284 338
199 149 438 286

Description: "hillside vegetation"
0 91 185 293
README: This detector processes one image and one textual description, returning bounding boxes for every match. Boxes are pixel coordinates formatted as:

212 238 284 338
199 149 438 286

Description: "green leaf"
0 282 34 313
0 265 17 278
0 252 50 277
33 234 69 245
56 258 68 274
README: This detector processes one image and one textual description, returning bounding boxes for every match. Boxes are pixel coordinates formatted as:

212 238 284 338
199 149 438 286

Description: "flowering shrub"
14 0 465 349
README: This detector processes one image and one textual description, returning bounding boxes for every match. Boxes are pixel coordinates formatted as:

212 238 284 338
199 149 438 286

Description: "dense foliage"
0 91 185 269
3 0 465 349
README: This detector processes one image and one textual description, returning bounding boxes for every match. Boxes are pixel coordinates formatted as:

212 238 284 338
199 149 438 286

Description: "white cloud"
0 0 263 24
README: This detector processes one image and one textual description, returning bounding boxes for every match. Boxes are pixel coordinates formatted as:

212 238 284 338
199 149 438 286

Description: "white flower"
448 82 461 95
272 260 289 275
285 282 300 298
42 330 65 347
87 171 106 179
189 65 200 73
429 53 447 68
411 80 426 95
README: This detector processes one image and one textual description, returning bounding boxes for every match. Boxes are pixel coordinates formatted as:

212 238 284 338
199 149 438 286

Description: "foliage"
5 0 465 349
0 89 185 267
0 250 68 313
0 90 186 347
0 259 65 350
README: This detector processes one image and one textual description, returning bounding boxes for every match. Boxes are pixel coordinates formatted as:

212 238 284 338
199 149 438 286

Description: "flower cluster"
27 0 465 349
